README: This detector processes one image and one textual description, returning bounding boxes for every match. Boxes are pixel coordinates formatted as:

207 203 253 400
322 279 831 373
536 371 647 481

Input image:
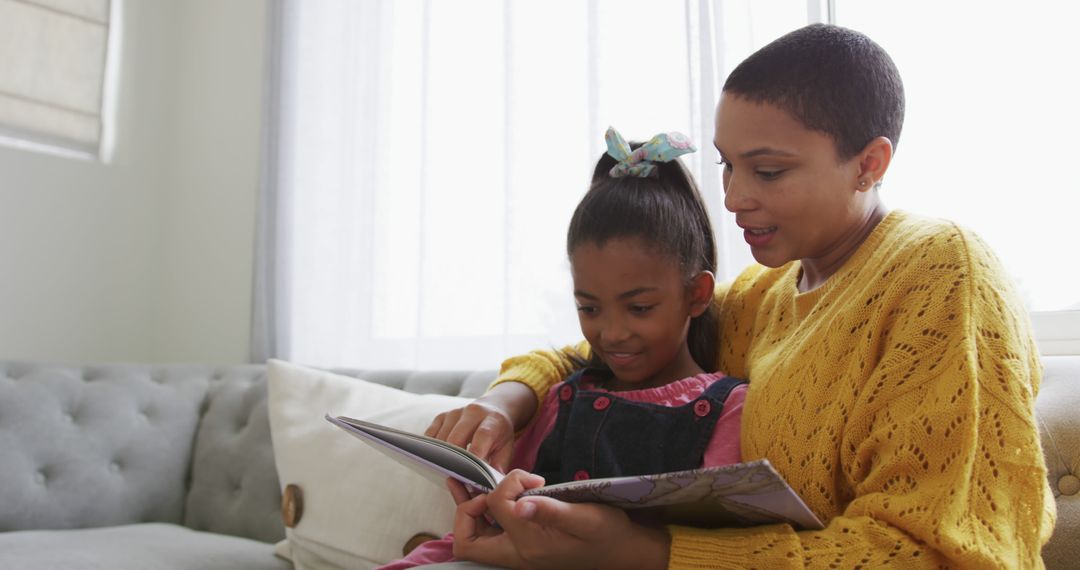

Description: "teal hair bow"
605 126 697 178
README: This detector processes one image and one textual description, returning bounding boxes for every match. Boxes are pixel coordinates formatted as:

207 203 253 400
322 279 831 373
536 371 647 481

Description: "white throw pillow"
267 359 471 569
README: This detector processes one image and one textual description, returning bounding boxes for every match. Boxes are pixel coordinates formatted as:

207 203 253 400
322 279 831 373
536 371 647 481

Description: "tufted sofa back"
0 361 496 544
0 358 1076 566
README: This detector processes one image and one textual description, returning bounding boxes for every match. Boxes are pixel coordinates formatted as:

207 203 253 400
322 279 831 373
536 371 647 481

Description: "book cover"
326 414 824 530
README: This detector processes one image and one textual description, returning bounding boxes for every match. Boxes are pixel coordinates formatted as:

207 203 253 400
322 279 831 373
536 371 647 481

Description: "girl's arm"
425 342 588 471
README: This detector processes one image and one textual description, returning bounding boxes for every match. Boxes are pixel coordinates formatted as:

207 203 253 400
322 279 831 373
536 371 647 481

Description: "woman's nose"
723 175 755 213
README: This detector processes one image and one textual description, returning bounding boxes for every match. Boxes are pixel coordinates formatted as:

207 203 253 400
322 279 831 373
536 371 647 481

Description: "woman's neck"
799 201 889 293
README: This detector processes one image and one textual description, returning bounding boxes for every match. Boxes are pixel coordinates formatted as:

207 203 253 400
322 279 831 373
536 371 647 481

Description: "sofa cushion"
267 359 474 569
1036 355 1080 569
0 523 290 570
0 362 209 532
183 365 285 544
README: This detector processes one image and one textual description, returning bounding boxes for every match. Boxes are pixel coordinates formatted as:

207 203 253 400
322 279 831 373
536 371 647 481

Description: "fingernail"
519 501 536 519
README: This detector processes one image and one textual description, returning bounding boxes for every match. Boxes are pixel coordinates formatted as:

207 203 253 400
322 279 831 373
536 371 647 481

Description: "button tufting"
283 484 304 527
109 462 121 473
34 470 47 485
1059 474 1080 496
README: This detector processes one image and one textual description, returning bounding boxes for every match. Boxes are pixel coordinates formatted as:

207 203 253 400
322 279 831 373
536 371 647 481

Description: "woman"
428 24 1054 569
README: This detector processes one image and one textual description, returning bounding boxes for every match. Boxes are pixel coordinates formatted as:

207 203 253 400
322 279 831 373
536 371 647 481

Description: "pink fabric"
377 373 746 570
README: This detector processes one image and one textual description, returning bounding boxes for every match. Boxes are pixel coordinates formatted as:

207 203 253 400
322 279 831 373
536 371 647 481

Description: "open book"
326 414 824 529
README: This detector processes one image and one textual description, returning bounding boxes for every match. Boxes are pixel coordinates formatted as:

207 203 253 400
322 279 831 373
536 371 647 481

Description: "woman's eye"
757 169 785 180
577 306 598 315
716 159 732 173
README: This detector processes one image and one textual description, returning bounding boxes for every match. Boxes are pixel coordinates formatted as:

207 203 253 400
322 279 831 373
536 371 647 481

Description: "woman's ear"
687 271 716 318
855 136 894 191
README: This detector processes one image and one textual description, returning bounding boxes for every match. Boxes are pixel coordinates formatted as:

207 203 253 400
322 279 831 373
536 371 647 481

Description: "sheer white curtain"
254 0 812 369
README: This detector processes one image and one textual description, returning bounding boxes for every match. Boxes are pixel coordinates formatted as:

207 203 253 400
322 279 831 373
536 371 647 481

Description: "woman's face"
713 93 868 270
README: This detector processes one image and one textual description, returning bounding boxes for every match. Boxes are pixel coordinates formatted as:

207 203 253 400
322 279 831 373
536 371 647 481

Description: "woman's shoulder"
879 210 1006 278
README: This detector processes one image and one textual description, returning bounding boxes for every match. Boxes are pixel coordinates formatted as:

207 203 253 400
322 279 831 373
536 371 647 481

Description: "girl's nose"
600 319 632 344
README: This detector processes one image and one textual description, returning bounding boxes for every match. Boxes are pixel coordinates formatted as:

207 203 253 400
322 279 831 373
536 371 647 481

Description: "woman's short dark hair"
567 146 719 371
723 23 905 160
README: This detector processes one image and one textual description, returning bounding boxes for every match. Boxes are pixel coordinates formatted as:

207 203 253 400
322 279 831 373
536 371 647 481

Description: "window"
834 0 1080 354
263 0 813 369
0 0 121 160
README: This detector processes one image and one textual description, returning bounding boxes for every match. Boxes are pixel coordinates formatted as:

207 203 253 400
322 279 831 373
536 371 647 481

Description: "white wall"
0 0 266 364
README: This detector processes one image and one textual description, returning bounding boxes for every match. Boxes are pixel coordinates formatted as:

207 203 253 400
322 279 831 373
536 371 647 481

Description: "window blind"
0 0 114 157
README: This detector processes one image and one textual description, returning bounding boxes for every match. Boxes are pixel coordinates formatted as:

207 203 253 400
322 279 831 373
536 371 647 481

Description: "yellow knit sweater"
494 210 1055 568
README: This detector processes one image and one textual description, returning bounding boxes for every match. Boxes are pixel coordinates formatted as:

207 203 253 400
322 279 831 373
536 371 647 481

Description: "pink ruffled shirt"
378 373 746 570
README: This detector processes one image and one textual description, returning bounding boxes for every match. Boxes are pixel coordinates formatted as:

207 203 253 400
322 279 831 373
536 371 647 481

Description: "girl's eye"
629 304 656 314
577 306 598 315
757 169 785 180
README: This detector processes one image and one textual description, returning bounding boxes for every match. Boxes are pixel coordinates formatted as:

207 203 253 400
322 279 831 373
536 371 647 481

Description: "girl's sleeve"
488 342 590 415
700 383 746 468
667 232 1054 568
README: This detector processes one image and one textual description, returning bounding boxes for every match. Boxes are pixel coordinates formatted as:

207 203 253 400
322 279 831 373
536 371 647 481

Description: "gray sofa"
0 357 1076 569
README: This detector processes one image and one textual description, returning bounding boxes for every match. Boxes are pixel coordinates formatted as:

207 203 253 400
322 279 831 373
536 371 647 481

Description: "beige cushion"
267 360 469 569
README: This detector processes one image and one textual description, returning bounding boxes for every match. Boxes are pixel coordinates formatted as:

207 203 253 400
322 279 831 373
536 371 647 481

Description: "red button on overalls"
559 385 573 401
593 396 611 411
573 470 590 481
693 399 711 417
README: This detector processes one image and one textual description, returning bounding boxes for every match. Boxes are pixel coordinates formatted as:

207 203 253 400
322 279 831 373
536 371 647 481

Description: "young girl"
377 127 748 569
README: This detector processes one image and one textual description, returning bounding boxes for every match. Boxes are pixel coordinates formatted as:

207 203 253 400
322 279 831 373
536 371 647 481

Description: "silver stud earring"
858 179 868 188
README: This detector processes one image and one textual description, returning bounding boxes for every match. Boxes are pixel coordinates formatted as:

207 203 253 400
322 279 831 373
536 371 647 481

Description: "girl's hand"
425 382 537 473
455 470 671 570
446 479 522 566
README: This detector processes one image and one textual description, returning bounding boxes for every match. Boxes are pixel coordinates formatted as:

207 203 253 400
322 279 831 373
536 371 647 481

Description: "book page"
523 459 823 530
327 415 503 492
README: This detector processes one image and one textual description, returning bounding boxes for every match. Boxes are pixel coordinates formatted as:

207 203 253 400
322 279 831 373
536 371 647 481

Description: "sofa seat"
0 523 292 570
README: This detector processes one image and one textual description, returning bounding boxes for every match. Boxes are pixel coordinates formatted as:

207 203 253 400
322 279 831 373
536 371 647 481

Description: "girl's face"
713 93 881 276
570 237 712 390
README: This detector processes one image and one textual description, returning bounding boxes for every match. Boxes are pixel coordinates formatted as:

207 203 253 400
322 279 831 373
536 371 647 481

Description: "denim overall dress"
531 368 747 485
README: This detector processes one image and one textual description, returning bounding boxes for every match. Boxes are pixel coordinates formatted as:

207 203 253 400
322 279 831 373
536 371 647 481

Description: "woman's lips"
743 226 777 247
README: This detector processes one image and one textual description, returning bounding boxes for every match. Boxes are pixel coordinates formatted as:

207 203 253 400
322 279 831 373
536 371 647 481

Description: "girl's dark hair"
567 144 719 372
723 23 905 160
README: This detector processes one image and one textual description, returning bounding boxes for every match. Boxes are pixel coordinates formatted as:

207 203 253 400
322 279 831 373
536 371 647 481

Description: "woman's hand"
425 382 537 473
452 471 672 570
